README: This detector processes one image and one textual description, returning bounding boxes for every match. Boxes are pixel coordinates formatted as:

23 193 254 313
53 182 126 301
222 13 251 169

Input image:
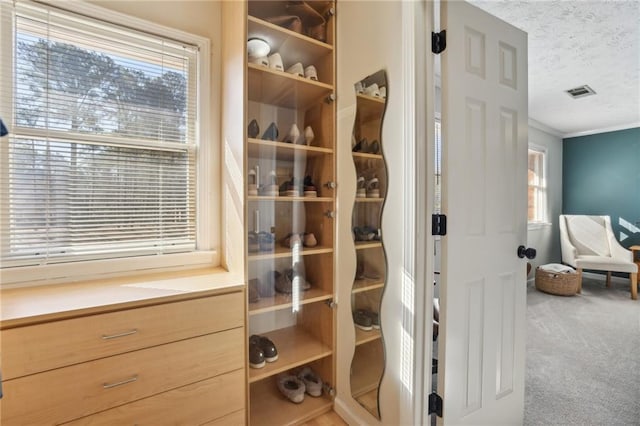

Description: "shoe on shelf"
303 232 317 247
248 56 269 67
258 231 275 252
297 367 323 397
352 138 368 153
268 52 284 72
248 168 258 196
304 65 318 81
353 226 376 242
249 334 278 363
283 123 301 144
366 310 380 329
364 83 381 97
247 119 260 138
282 233 302 249
366 177 380 198
286 62 304 78
303 175 317 197
277 374 306 404
277 265 311 294
248 278 261 303
356 176 366 198
262 170 279 196
355 261 382 281
279 177 301 197
249 339 265 369
353 309 373 331
248 231 260 253
304 125 315 145
368 139 380 154
261 122 279 141
380 86 387 99
265 15 302 33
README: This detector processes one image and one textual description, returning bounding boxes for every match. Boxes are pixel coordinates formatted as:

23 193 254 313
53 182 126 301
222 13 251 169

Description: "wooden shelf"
250 377 333 426
350 340 384 398
355 388 380 419
355 241 382 250
248 63 333 109
249 326 332 383
248 195 333 203
356 93 386 124
248 16 333 65
355 328 382 346
352 152 384 160
354 197 384 203
247 138 333 160
248 245 333 261
248 287 333 315
352 279 385 294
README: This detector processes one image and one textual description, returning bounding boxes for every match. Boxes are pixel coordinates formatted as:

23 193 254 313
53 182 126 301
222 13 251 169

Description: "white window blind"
0 1 199 268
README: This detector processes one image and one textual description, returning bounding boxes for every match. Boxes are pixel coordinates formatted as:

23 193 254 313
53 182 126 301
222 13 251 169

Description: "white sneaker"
304 65 318 81
364 83 380 97
249 56 268 67
268 53 283 72
286 62 304 77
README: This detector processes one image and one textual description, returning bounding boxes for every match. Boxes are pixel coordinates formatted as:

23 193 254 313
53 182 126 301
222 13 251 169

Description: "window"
528 146 547 224
0 1 212 284
434 119 442 213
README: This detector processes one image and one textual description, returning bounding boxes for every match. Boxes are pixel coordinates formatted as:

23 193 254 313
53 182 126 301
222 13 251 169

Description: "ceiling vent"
566 85 596 99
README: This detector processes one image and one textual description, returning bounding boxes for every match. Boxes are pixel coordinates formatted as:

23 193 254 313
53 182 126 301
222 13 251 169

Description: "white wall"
527 120 563 272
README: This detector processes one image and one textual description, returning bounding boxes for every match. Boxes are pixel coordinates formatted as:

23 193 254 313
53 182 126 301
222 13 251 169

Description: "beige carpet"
525 276 640 425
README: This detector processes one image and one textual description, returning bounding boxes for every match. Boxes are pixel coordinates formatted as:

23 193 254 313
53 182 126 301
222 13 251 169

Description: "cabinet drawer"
202 409 245 426
2 291 243 379
0 328 244 425
64 369 245 425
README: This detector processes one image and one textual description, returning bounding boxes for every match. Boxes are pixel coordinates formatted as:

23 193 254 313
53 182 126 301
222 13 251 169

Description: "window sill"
528 222 552 231
0 267 244 328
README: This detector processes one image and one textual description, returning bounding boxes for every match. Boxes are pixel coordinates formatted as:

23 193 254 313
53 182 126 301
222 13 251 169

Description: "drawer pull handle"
103 375 138 389
102 329 138 340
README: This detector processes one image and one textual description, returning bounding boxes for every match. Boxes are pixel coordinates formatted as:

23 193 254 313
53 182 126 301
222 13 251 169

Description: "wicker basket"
535 267 580 296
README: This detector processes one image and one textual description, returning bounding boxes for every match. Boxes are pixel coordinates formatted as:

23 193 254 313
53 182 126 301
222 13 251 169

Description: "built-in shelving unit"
245 2 337 424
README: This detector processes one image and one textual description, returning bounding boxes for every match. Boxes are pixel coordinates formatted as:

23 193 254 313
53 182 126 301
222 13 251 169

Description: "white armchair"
559 215 638 300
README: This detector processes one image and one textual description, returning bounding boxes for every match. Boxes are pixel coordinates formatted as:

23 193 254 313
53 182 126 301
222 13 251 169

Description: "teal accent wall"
563 127 640 248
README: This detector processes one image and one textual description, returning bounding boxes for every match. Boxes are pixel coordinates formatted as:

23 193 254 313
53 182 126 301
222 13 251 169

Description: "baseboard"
334 397 363 425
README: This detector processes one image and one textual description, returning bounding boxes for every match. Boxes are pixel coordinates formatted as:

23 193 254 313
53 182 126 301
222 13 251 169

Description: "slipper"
248 168 258 196
262 170 279 196
364 83 381 98
303 232 317 247
303 175 317 197
352 138 368 153
368 139 380 154
297 367 323 397
258 231 275 252
277 374 306 404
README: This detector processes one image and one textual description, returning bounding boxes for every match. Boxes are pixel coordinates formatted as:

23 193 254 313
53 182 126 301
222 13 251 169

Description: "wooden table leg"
631 272 638 300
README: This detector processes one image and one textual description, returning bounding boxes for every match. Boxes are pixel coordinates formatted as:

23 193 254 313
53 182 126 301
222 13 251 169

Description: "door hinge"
324 298 337 309
428 392 443 417
432 30 446 54
432 214 447 236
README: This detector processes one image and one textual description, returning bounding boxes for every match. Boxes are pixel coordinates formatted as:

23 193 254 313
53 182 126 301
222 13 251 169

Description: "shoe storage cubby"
350 70 387 419
245 1 336 424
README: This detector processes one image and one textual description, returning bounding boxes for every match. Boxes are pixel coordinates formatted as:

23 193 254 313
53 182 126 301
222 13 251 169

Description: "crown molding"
563 122 640 139
528 118 563 138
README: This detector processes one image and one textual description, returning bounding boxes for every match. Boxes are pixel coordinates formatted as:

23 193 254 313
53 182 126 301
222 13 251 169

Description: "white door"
437 1 529 424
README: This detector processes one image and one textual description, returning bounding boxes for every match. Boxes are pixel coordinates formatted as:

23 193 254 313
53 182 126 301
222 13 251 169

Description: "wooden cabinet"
244 2 337 424
0 291 245 425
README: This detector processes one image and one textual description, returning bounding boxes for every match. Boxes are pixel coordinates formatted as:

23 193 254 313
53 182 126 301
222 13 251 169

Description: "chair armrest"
559 215 578 267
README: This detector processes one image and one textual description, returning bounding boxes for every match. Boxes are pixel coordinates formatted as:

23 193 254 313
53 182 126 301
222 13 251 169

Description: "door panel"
439 0 528 424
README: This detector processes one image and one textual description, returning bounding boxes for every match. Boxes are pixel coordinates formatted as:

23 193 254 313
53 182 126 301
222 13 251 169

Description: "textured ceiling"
468 0 640 136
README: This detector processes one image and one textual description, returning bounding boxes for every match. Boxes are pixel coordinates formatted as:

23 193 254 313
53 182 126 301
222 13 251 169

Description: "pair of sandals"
352 138 380 155
265 1 334 43
281 232 317 249
276 366 323 404
356 177 380 198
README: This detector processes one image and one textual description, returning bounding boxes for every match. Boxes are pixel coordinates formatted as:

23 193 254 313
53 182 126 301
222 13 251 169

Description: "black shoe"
249 340 265 369
248 119 260 138
353 309 373 331
249 335 278 362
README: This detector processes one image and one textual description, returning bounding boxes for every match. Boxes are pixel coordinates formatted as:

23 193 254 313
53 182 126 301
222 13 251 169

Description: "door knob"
517 245 536 259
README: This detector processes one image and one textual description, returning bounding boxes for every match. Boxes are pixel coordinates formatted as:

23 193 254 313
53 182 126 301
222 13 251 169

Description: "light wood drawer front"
201 409 245 426
1 328 244 426
2 291 243 379
64 369 245 426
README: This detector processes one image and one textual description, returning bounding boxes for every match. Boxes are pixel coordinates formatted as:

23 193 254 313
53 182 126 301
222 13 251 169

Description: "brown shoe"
265 15 303 33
